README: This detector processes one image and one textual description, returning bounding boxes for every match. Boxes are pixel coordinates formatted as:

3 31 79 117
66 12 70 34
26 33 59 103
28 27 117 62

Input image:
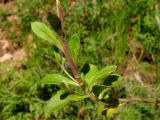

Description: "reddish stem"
56 0 81 84
61 36 81 84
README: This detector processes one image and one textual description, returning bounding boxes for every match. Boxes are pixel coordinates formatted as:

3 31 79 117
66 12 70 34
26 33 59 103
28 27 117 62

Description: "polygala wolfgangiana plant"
31 0 160 117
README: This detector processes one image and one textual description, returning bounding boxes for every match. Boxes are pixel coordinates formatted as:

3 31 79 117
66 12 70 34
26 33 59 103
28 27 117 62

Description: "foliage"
0 0 160 119
31 17 122 117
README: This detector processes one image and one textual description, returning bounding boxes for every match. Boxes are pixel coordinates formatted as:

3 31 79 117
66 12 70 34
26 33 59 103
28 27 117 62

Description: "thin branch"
56 0 64 33
119 98 160 104
61 36 81 84
86 90 160 105
60 65 79 84
56 0 82 84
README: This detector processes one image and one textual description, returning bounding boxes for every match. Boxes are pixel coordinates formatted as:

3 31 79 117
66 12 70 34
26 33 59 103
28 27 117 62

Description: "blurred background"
0 0 160 119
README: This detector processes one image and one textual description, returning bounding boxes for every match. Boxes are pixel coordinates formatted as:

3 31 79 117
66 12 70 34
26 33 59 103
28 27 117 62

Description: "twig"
87 91 160 105
60 65 78 84
56 0 82 84
119 98 160 104
56 0 64 33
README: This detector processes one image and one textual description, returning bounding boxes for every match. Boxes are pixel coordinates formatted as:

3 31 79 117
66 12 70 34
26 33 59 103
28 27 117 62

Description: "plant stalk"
56 0 81 84
119 98 160 104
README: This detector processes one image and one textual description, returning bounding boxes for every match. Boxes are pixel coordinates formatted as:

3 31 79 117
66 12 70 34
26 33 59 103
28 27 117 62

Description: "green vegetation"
0 0 160 119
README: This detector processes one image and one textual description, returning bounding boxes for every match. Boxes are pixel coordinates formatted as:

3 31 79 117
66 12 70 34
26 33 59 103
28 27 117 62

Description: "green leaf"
84 64 98 89
46 90 69 113
89 65 117 88
31 22 63 50
46 90 87 113
94 65 117 81
106 105 120 117
97 104 105 116
80 72 85 81
41 73 78 87
98 88 110 100
68 34 80 62
81 63 90 75
68 94 87 101
92 85 107 98
53 51 61 64
103 74 122 87
47 12 62 35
